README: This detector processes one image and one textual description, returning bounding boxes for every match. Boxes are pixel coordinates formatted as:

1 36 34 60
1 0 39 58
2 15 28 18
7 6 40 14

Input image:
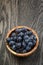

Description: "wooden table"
0 0 43 65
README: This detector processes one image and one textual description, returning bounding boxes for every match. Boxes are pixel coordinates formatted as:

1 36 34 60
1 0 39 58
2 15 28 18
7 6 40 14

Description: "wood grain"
0 0 43 65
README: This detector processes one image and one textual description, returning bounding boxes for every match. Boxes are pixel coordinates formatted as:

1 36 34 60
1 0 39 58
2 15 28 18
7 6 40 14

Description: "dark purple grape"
17 36 22 42
28 42 33 47
11 32 16 37
24 35 29 40
15 28 22 33
15 50 19 53
16 42 21 48
26 31 33 36
22 41 26 48
18 32 24 37
33 35 37 41
12 45 16 50
21 28 27 32
13 36 17 41
6 37 11 43
9 41 15 46
33 40 36 45
26 46 31 51
22 49 26 53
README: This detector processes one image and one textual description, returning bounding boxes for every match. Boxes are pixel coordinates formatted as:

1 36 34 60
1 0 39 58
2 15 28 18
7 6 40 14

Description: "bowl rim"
6 26 39 57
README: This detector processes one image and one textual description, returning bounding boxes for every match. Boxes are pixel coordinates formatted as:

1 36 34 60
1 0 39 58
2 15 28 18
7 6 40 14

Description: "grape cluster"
6 28 37 53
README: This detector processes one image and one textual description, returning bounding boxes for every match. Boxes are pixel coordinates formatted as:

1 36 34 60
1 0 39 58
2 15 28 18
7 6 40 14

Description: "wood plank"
0 0 19 65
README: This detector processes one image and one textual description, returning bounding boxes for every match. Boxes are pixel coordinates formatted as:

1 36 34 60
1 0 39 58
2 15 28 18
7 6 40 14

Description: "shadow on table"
18 46 41 65
6 45 41 65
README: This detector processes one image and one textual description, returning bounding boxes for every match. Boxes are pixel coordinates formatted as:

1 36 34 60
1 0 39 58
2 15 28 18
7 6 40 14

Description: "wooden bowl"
6 26 39 57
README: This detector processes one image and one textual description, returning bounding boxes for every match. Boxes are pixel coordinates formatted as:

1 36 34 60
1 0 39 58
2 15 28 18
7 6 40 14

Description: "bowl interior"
6 26 39 57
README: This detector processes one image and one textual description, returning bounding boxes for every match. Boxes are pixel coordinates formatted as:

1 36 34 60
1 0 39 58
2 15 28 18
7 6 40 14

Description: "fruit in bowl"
6 26 39 57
